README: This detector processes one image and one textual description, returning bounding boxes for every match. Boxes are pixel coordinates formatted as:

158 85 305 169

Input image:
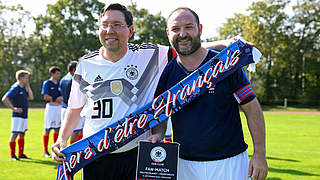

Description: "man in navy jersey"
59 61 84 144
51 3 232 180
41 66 62 158
2 70 34 160
149 8 268 180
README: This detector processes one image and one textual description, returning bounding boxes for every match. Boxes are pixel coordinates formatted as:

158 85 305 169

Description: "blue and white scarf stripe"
56 40 261 180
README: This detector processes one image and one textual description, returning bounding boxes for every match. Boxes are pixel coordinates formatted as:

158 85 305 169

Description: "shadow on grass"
269 167 320 177
266 177 281 180
249 155 300 162
19 158 58 168
266 156 300 162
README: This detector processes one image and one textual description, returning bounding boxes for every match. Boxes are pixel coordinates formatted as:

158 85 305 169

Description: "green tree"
128 3 169 45
0 2 31 96
216 0 320 105
34 0 104 67
31 0 104 101
291 0 320 103
245 0 290 102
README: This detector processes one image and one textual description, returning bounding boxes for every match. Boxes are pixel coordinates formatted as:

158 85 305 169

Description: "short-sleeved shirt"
5 83 29 118
59 73 73 108
68 44 170 153
155 50 256 161
41 79 61 102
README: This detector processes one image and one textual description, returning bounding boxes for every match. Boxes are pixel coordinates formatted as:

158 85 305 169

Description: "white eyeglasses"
99 23 128 30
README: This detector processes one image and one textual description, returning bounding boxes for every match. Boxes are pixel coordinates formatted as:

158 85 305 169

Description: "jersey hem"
180 147 248 161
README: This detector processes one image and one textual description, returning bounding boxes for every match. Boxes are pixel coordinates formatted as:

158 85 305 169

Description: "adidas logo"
94 75 103 82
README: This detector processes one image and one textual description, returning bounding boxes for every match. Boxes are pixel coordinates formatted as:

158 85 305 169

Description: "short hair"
49 66 61 75
99 3 133 26
15 70 30 80
68 61 78 72
167 7 200 27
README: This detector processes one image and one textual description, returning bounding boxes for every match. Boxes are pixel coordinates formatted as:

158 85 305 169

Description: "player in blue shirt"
2 70 34 161
41 66 62 158
59 61 84 144
149 8 268 180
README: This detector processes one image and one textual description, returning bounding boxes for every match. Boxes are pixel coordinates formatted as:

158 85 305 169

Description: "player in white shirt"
51 3 228 180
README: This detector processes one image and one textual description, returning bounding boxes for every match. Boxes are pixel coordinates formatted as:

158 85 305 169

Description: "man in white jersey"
51 3 229 179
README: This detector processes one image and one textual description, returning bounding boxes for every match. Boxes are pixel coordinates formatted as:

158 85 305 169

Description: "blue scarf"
56 40 261 180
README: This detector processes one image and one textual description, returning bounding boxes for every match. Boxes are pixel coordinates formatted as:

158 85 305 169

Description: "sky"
3 0 260 39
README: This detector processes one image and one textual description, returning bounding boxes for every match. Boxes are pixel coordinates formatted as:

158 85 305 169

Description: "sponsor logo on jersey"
150 146 166 163
111 80 123 95
94 75 103 82
124 65 138 80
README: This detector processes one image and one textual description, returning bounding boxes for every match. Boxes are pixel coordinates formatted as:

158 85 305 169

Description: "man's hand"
227 35 255 46
25 79 30 88
13 107 23 113
203 35 256 51
248 152 268 180
147 133 163 143
51 140 67 164
56 96 62 104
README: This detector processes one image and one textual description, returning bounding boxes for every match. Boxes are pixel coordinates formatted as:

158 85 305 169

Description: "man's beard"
172 34 201 56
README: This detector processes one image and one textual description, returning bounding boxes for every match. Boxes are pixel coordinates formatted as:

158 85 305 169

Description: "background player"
41 66 62 158
59 61 84 144
2 70 34 160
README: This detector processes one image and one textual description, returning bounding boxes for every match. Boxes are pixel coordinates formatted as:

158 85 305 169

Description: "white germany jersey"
69 43 169 153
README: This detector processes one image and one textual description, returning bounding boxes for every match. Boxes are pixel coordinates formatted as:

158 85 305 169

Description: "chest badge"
124 65 138 80
111 80 123 95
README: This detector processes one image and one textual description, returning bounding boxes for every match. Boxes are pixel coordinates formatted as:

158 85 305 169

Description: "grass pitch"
0 109 81 180
0 108 319 179
242 112 320 180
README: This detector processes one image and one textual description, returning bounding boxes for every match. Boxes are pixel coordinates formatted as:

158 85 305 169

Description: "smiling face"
166 9 202 56
98 10 133 54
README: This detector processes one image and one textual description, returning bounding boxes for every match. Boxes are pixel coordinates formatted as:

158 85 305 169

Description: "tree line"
0 0 319 105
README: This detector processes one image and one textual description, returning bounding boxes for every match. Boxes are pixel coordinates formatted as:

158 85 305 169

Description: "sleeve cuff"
233 84 256 104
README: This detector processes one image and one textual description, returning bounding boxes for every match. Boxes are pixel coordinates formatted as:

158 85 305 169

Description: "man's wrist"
253 145 266 156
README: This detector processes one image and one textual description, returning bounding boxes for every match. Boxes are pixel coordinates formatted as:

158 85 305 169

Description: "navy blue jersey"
59 73 73 108
41 79 61 102
155 50 256 161
5 83 29 118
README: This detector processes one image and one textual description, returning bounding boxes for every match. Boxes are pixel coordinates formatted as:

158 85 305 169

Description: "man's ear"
128 25 134 38
198 24 203 36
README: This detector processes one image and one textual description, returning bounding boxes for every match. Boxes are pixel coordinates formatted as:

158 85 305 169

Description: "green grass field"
0 109 319 179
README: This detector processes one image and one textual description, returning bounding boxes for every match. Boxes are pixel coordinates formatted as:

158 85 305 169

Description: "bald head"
167 7 200 28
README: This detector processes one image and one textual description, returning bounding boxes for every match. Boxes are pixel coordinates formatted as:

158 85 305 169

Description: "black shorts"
82 147 138 180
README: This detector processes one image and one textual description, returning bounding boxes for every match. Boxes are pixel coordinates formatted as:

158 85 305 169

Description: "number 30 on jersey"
91 99 113 119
